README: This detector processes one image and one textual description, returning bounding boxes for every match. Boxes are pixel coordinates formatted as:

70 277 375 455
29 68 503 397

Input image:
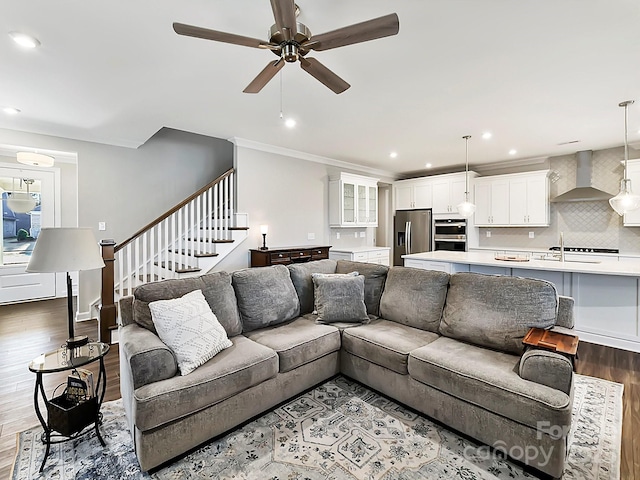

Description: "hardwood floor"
0 298 638 479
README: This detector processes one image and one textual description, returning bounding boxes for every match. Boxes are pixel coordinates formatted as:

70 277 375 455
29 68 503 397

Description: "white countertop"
403 250 640 277
330 246 391 253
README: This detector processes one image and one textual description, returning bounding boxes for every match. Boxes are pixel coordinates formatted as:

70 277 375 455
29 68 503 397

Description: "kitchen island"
403 250 640 353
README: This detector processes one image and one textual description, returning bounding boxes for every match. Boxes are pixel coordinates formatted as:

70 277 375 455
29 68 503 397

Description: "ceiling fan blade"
303 13 399 52
243 58 285 94
173 22 274 49
270 0 297 41
299 57 350 94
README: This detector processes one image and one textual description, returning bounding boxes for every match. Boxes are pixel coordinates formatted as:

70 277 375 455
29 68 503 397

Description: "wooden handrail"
115 168 234 253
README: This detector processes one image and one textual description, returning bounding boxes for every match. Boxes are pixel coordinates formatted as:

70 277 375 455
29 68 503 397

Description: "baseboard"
75 310 93 322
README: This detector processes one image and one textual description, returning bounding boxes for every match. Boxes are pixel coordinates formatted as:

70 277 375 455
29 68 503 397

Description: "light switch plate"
529 231 535 239
359 232 365 238
336 232 340 239
486 231 491 238
307 232 315 240
98 222 106 231
354 232 358 238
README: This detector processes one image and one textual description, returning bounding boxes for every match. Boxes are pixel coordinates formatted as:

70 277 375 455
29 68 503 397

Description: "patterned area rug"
12 374 622 480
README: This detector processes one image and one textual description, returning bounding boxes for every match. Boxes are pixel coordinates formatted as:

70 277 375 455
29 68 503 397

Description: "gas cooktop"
549 246 619 254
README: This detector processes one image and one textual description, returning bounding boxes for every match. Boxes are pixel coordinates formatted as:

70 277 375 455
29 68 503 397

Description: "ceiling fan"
173 0 399 94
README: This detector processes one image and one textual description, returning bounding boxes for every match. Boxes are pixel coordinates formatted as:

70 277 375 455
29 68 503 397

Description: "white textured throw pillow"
149 289 232 375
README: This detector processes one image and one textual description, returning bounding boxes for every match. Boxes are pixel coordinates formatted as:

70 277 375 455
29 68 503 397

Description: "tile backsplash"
477 146 640 254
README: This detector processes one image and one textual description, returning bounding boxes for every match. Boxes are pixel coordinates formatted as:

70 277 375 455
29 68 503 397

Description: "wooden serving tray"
523 328 579 355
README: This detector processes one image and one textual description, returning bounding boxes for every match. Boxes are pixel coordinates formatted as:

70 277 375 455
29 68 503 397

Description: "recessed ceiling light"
2 106 20 115
425 163 432 169
508 149 517 155
482 132 492 139
389 152 398 159
9 31 40 49
284 118 296 128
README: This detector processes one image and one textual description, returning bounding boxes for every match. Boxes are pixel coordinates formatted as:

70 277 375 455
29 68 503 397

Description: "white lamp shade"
609 179 640 216
260 224 269 234
26 227 105 273
17 152 54 167
457 200 476 218
7 193 37 213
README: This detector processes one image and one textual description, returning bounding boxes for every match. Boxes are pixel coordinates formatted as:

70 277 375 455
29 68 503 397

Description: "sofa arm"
556 295 575 329
119 323 178 390
519 348 573 395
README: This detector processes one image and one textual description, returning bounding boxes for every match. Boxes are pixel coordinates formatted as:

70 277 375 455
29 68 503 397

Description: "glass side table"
28 342 110 472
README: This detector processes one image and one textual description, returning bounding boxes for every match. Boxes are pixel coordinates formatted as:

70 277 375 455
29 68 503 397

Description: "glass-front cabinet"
329 173 379 227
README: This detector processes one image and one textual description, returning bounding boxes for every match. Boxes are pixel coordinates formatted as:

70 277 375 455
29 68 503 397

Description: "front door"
0 166 57 303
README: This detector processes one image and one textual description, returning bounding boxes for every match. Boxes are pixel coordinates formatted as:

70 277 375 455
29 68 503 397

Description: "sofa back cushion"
379 267 450 332
287 259 337 314
133 271 242 336
336 260 389 316
439 272 558 355
232 265 300 333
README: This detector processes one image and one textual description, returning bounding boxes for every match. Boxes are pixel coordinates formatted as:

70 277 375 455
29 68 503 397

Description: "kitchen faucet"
559 231 565 262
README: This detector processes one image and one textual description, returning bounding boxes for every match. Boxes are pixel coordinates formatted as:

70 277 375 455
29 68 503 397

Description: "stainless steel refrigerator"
393 209 433 266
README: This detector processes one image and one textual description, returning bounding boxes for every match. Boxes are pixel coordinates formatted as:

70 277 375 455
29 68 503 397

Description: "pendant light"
7 178 37 214
609 100 640 216
457 135 476 218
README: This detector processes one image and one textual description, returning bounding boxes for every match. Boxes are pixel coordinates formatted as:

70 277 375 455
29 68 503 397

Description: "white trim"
229 137 395 178
473 156 549 173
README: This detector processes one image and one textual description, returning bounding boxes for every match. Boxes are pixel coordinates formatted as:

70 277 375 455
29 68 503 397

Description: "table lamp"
260 224 269 250
26 228 105 348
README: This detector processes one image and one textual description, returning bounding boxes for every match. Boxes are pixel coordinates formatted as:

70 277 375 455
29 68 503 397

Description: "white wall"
216 144 391 272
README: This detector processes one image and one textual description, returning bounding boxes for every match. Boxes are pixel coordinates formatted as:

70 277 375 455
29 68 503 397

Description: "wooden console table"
250 246 331 267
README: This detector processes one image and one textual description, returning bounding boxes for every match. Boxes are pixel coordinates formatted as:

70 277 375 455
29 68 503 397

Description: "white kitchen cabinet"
393 179 433 210
432 173 471 215
509 172 549 226
474 171 548 227
329 247 391 266
623 159 640 226
474 177 510 226
330 173 379 227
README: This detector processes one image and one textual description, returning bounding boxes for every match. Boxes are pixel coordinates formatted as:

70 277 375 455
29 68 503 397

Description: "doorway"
0 165 58 303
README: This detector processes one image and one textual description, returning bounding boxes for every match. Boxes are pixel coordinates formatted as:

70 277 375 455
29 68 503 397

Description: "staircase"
98 168 248 342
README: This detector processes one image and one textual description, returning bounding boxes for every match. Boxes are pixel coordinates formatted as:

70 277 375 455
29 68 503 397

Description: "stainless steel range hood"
551 150 612 202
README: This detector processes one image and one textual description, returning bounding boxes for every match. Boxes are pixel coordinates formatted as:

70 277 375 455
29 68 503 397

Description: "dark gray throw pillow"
312 273 369 324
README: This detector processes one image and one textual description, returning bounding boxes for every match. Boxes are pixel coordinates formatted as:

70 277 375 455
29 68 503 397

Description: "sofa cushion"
312 273 369 324
342 319 440 374
440 272 558 355
287 259 337 314
408 336 571 430
245 317 341 372
379 267 449 333
336 260 389 316
132 272 242 337
232 265 300 333
149 289 233 376
132 335 278 431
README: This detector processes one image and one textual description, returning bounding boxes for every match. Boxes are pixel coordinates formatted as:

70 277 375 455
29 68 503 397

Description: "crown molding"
229 137 395 179
473 156 549 173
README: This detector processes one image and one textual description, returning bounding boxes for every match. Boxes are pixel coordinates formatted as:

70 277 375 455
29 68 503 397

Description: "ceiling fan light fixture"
457 135 476 219
17 151 55 167
610 100 640 216
9 31 40 49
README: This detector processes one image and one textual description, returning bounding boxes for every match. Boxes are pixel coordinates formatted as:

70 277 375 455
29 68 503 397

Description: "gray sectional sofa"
118 259 575 478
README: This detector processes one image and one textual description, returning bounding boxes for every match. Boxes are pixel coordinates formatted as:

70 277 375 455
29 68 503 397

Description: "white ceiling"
1 0 639 177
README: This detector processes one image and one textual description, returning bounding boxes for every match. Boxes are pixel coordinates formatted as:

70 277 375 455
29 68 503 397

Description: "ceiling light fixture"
2 107 20 115
390 152 398 159
9 31 40 49
425 163 432 169
609 100 640 216
509 149 517 155
457 135 476 218
482 132 492 139
17 151 55 167
284 118 296 128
